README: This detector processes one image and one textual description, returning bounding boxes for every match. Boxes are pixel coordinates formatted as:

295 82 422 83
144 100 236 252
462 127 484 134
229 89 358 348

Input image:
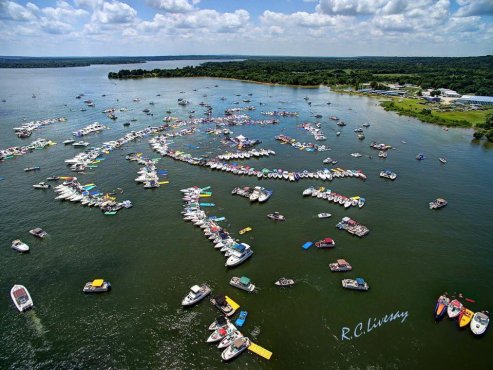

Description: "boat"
429 198 447 210
416 153 425 160
221 337 250 361
11 239 29 253
181 284 211 306
447 299 463 319
470 311 489 336
302 241 313 250
207 323 235 343
72 141 90 148
24 166 40 172
229 276 255 292
209 316 229 331
29 228 47 238
10 285 33 312
258 189 273 203
63 139 75 145
46 176 60 181
32 182 51 189
267 212 285 221
315 237 335 248
434 295 450 321
439 157 447 164
275 278 295 287
358 197 366 208
218 330 243 349
342 278 369 291
318 213 332 219
82 279 111 293
225 243 253 267
329 259 352 272
380 170 397 180
458 308 474 328
235 311 248 327
211 294 237 317
239 227 252 235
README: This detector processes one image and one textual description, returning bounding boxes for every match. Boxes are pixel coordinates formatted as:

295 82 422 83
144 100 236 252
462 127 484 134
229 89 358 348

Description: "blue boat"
199 203 215 207
235 311 248 327
416 153 425 160
302 241 313 250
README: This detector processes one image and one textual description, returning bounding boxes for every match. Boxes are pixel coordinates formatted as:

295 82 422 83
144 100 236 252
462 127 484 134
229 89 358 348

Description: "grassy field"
381 98 493 127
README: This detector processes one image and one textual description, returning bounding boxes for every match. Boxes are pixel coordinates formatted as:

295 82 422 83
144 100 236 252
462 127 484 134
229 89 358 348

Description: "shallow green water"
0 61 492 369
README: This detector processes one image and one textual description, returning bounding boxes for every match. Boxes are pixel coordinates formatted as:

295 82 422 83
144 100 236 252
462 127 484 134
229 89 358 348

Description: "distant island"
108 56 493 139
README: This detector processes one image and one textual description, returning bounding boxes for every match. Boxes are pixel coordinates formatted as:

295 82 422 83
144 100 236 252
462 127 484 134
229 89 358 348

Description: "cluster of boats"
298 122 326 141
336 217 370 237
225 106 255 114
275 134 329 152
370 142 392 151
216 148 275 160
434 294 489 336
206 315 251 361
127 154 167 189
12 117 66 138
181 186 253 267
303 186 366 208
261 111 299 117
53 177 132 214
231 186 273 203
0 138 55 161
72 122 108 137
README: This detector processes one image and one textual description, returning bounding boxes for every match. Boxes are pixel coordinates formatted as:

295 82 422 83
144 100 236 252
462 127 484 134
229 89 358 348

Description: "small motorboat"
207 323 235 343
235 311 248 327
275 278 295 287
123 122 131 127
24 166 40 172
82 279 111 293
11 239 29 253
209 316 229 331
221 337 250 361
72 141 90 148
239 227 252 235
46 176 60 181
267 212 285 221
218 330 243 349
33 182 51 189
439 157 447 164
434 295 450 321
182 284 211 306
63 139 75 145
470 311 489 336
429 198 447 210
318 213 332 219
315 237 335 248
458 308 474 328
329 259 352 272
342 278 369 291
416 153 425 160
380 170 397 180
10 285 33 312
447 299 463 319
229 276 255 292
210 294 237 317
29 228 47 238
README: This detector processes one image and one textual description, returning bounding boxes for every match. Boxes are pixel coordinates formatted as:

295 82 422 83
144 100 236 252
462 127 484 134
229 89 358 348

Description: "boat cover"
356 278 365 285
323 238 334 243
239 277 250 285
92 279 104 287
214 295 226 306
191 285 201 293
13 288 27 298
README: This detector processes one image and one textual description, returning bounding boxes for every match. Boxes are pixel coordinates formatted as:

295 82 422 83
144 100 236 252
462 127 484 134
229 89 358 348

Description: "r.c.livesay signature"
341 310 409 341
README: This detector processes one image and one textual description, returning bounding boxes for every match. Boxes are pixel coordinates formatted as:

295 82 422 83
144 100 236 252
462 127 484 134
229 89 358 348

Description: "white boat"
249 187 261 202
29 228 47 238
211 294 237 317
225 243 253 267
209 316 229 331
221 337 250 361
72 141 90 147
182 284 211 306
11 239 29 253
258 189 272 203
318 213 331 219
380 170 397 180
63 139 75 145
10 285 33 312
470 312 489 336
207 322 236 343
447 299 463 319
229 276 255 292
342 278 369 291
83 279 111 293
275 278 295 287
218 330 243 349
303 187 314 196
33 182 51 189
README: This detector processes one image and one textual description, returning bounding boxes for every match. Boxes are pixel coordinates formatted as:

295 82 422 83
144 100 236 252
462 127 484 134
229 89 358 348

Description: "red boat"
315 237 335 248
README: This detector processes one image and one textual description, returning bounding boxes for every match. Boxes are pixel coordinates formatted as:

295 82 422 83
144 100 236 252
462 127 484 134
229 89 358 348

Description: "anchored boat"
182 284 211 306
10 285 33 312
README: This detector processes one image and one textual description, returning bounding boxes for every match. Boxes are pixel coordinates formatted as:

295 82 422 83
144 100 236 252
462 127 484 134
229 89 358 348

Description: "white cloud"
92 1 137 24
0 1 38 21
147 0 197 13
455 0 493 17
317 0 386 15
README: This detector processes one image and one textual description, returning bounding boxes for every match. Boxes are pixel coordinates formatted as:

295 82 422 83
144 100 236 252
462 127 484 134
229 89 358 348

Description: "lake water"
0 60 492 369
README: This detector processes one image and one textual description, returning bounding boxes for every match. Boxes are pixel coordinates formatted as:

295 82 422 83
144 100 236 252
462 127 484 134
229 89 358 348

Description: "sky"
0 0 492 57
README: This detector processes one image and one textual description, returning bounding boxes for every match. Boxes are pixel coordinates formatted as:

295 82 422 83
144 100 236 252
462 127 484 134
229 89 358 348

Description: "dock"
248 342 273 360
225 296 240 311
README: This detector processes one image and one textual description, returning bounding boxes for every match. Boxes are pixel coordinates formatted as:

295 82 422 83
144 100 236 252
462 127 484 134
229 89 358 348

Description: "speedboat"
218 330 243 349
181 284 211 306
303 187 314 196
229 276 255 292
258 189 272 203
434 295 450 321
275 278 295 287
11 239 29 253
210 294 237 317
83 279 111 293
221 337 250 361
10 285 33 312
29 228 47 238
380 170 397 180
329 259 352 272
24 166 41 172
342 278 369 291
207 322 236 343
470 311 489 336
209 316 229 331
225 243 253 267
33 182 51 189
458 308 474 328
416 153 425 160
315 237 335 248
429 198 447 210
267 212 285 221
63 139 75 145
447 299 463 319
318 213 331 219
439 157 447 164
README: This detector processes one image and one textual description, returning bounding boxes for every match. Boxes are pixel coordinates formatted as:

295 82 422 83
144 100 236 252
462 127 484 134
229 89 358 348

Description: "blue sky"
0 0 492 56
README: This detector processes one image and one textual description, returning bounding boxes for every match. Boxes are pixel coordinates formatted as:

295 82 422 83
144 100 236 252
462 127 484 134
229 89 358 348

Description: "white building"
438 88 461 98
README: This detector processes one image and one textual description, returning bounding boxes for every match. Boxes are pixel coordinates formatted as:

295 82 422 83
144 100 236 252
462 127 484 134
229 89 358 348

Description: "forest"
108 56 493 96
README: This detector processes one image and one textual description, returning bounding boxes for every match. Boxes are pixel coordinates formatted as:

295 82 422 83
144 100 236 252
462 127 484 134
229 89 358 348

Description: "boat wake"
27 311 49 336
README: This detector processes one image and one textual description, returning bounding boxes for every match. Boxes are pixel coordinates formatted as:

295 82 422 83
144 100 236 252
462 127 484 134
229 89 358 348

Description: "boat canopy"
216 316 227 325
32 228 43 233
191 285 201 293
233 244 246 252
234 338 244 348
214 294 226 306
356 278 366 285
323 238 334 243
337 259 348 265
239 276 250 285
92 279 104 287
